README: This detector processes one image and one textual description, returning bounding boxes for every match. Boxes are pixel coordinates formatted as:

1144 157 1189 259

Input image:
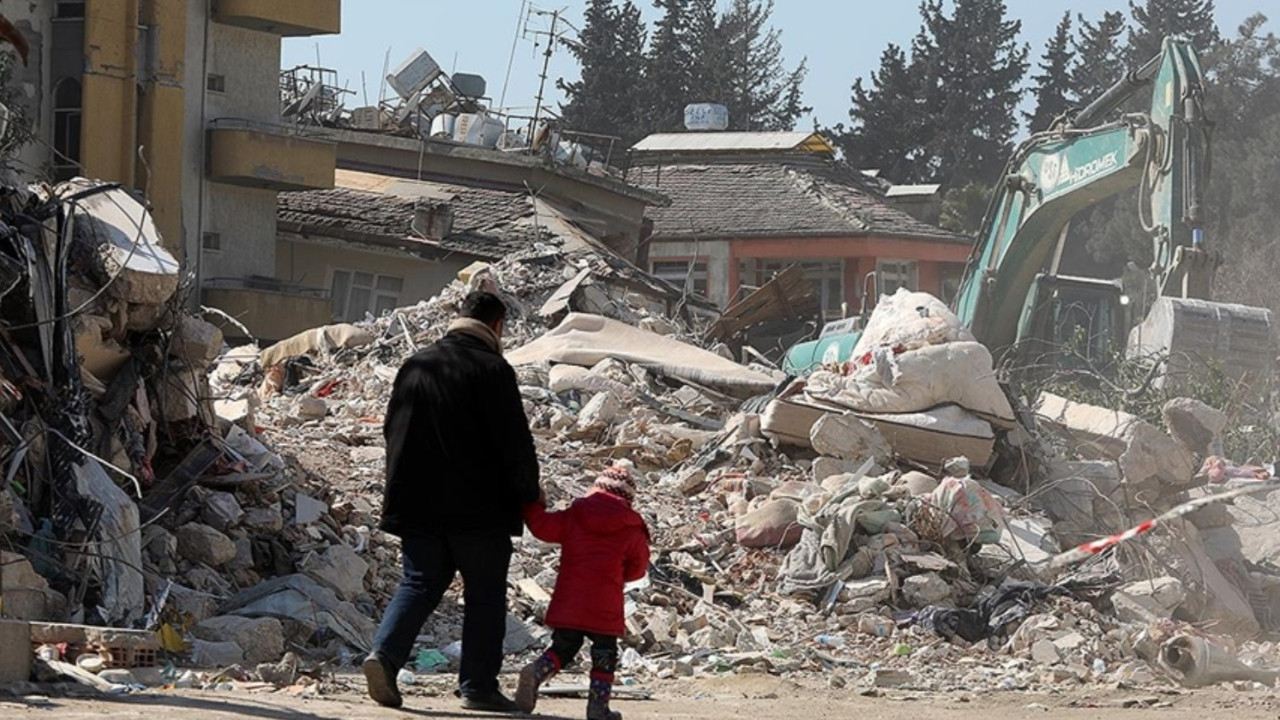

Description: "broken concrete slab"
1112 576 1187 624
809 413 891 463
1118 422 1195 491
902 572 951 607
201 491 244 533
576 390 622 431
300 544 369 601
190 639 244 667
192 615 284 665
68 180 181 306
176 522 237 567
1162 397 1228 457
1034 392 1142 459
294 494 327 525
173 316 225 367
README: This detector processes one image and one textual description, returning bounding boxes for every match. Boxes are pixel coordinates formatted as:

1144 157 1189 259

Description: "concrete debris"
7 188 1280 703
1112 577 1187 624
176 523 237 568
1161 397 1228 456
300 543 370 601
809 414 891 463
192 616 285 665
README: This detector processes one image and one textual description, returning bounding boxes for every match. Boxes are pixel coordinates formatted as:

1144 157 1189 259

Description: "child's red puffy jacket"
524 489 650 637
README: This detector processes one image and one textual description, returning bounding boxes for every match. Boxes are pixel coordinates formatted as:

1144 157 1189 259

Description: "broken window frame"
330 269 404 322
52 78 83 182
751 258 845 320
651 258 709 298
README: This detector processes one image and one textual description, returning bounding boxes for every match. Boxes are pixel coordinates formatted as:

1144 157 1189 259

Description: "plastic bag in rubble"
928 475 1003 545
852 289 974 357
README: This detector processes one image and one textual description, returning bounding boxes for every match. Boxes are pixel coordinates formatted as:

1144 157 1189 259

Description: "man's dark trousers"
373 532 513 697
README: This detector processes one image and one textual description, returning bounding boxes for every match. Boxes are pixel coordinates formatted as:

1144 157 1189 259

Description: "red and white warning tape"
1049 477 1280 569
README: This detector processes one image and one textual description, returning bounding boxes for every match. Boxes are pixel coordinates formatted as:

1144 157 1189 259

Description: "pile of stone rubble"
8 229 1280 699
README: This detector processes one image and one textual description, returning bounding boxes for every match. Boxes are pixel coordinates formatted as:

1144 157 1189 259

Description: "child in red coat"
517 460 650 720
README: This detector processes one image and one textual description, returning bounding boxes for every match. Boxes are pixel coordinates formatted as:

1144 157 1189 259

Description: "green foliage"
939 182 991 236
563 0 809 139
835 0 1028 186
1028 326 1279 463
1070 11 1130 106
1128 0 1220 63
559 0 649 146
1026 12 1075 133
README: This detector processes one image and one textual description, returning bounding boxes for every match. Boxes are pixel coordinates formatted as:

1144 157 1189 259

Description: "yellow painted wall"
276 235 466 322
201 287 334 342
81 0 140 184
137 0 187 253
209 128 336 191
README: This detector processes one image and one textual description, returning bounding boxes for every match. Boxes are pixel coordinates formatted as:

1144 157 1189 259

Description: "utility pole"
528 8 561 153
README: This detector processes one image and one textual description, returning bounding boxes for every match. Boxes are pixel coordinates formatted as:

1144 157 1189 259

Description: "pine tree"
707 0 809 131
1129 0 1220 63
1025 12 1075 133
913 0 1029 184
644 0 694 131
1069 11 1128 105
559 0 648 144
837 43 925 182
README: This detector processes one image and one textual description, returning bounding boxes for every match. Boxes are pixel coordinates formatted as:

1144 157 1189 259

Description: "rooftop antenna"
526 7 573 151
314 42 321 67
378 47 391 104
500 0 530 110
361 70 368 106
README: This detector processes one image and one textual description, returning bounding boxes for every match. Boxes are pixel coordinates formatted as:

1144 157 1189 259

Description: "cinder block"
0 619 31 685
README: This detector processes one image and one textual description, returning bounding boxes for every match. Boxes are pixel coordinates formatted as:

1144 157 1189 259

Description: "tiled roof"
277 183 540 260
628 160 968 244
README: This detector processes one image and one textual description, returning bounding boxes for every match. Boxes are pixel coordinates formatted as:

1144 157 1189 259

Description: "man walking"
364 291 540 712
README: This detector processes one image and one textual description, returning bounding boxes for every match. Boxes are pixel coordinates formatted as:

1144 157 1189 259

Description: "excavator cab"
1012 274 1128 375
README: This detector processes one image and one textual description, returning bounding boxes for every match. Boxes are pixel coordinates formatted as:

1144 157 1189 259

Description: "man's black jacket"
379 331 540 538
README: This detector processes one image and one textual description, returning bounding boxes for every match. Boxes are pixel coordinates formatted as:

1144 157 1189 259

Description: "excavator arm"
953 37 1214 353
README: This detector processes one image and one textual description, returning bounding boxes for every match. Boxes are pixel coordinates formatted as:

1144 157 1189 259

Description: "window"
877 260 918 296
201 232 222 252
750 259 845 320
55 1 86 19
206 74 226 93
52 79 82 182
652 259 708 298
330 270 404 321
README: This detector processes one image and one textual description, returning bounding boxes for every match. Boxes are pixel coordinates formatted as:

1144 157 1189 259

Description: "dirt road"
6 674 1280 720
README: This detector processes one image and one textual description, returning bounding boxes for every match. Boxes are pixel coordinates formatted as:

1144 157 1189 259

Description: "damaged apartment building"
4 0 343 342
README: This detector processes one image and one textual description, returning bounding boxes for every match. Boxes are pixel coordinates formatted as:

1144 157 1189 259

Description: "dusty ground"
7 674 1280 720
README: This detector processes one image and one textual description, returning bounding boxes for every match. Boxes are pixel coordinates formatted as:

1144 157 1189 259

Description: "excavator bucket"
1128 297 1276 392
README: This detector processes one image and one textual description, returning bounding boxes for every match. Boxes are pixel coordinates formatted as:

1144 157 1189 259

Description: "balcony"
202 277 333 342
208 120 336 191
213 0 340 36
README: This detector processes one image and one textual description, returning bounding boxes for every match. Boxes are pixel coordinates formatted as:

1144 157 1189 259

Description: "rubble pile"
211 270 1280 695
7 200 1280 700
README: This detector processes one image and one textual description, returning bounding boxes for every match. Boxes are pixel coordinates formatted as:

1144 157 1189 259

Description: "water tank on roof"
684 103 729 131
387 48 444 99
431 113 457 138
452 73 487 99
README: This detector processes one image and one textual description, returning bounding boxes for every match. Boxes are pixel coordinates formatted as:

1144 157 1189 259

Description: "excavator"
785 37 1275 388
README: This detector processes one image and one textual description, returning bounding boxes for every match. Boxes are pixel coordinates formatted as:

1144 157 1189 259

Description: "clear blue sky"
283 1 1268 131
